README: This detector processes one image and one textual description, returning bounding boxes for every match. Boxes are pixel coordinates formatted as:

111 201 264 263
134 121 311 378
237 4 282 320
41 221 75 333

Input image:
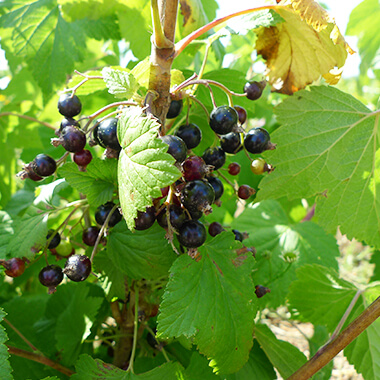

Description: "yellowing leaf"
256 1 353 94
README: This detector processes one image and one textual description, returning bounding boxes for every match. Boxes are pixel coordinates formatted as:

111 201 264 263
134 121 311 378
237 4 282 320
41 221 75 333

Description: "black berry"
234 105 247 125
39 265 63 288
182 156 207 181
175 123 202 149
206 176 224 201
238 185 255 200
157 204 188 231
46 229 61 249
93 118 121 151
61 126 86 153
160 135 187 163
95 202 122 227
73 149 93 167
202 147 226 170
63 255 92 282
181 180 215 214
244 80 266 101
244 127 272 154
209 106 238 135
178 220 207 248
208 222 224 237
220 132 242 154
58 93 82 118
134 207 156 230
82 226 100 247
228 162 241 176
31 154 57 177
166 99 183 119
2 258 25 278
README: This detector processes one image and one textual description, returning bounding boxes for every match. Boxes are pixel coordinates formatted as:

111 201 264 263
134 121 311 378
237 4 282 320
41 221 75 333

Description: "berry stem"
288 296 380 380
3 318 39 353
127 285 139 373
0 112 56 130
7 345 74 377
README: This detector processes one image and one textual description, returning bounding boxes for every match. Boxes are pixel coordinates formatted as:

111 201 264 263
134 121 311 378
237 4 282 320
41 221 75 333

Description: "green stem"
127 285 139 373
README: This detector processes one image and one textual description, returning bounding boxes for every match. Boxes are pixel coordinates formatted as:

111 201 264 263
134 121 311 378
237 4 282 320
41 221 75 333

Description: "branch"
287 296 380 380
7 345 74 377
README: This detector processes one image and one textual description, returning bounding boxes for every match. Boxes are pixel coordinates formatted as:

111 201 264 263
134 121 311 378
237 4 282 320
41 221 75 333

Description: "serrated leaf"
8 206 48 259
106 222 176 280
231 200 339 308
117 108 181 230
0 211 13 259
288 264 357 332
158 233 256 374
257 86 380 248
58 158 118 206
102 67 139 99
254 324 307 379
72 354 185 379
0 308 13 380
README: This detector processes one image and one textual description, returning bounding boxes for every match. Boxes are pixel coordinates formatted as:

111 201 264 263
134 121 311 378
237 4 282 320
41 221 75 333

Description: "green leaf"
346 0 380 73
117 108 181 230
254 324 307 379
288 264 357 332
58 158 118 206
0 308 13 380
72 354 185 379
0 211 13 259
106 222 176 280
231 200 339 308
102 67 139 99
8 206 48 259
158 233 256 374
257 86 380 248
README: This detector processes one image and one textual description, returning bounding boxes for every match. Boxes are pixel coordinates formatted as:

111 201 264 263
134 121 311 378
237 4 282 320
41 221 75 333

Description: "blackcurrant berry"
61 126 86 153
251 158 274 175
175 123 202 149
63 254 92 282
244 127 273 154
209 106 238 135
238 185 256 200
177 220 207 248
157 204 188 230
46 229 61 249
208 222 224 237
255 285 271 298
2 258 25 278
39 265 63 288
60 117 79 132
160 135 187 163
166 99 183 119
206 176 224 201
234 105 247 125
228 162 241 176
202 147 226 170
182 156 207 181
93 118 121 151
31 154 57 177
82 226 100 247
95 202 122 227
73 149 93 167
134 206 156 231
181 180 215 214
232 229 244 242
244 80 266 101
58 93 82 118
220 132 242 154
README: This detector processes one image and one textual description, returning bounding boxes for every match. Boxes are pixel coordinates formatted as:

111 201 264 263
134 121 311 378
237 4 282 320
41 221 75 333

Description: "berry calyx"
244 80 266 101
228 162 241 176
244 127 275 154
177 220 207 248
209 106 238 135
206 176 224 201
208 222 224 237
31 154 57 177
175 123 202 149
46 229 61 249
234 105 247 125
134 207 156 230
251 158 274 175
58 93 82 118
181 180 215 215
63 254 92 282
93 118 121 151
238 185 256 200
1 258 26 278
39 265 63 292
202 147 226 171
160 135 187 163
157 204 188 231
220 132 242 154
166 99 183 119
73 149 93 168
60 126 87 153
182 156 207 181
95 202 122 227
82 227 100 247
